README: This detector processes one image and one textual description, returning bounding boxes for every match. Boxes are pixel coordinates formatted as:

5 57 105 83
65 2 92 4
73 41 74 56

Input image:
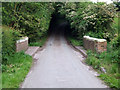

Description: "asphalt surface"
21 22 108 88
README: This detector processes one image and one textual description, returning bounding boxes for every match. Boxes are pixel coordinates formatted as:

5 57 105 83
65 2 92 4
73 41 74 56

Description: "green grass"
98 74 119 89
85 49 120 89
29 35 47 47
67 17 119 89
68 36 83 46
85 17 119 89
68 35 119 89
2 52 33 88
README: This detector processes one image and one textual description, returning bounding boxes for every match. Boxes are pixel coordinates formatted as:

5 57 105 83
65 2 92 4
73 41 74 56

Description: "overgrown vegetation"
2 2 120 89
68 36 83 46
56 2 119 89
2 26 33 88
86 46 119 89
57 2 117 41
2 51 32 88
29 34 47 47
2 26 22 62
2 2 56 88
2 2 55 42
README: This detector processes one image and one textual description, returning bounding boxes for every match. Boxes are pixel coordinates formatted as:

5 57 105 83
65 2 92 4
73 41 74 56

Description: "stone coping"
16 37 28 43
83 36 106 42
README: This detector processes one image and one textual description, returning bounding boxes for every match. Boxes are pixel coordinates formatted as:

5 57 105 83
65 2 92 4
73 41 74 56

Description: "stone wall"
16 37 28 52
83 36 107 53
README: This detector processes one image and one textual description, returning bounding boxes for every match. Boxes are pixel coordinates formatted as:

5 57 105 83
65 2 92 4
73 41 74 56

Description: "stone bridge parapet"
16 37 28 52
83 36 107 53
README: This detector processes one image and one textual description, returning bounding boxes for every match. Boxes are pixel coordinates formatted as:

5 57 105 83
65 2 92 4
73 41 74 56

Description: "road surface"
21 22 108 88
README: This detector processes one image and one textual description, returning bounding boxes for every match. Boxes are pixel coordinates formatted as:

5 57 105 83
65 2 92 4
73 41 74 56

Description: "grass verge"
2 51 33 88
67 17 119 89
85 48 119 89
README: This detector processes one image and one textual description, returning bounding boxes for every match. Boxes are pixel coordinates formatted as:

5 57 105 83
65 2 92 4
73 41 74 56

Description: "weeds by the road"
69 36 120 89
2 52 32 88
68 36 83 46
68 17 120 89
2 26 33 88
29 34 47 47
86 49 119 89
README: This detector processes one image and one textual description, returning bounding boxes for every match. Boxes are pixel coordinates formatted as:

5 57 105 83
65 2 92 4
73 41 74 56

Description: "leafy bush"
29 34 47 47
57 2 117 41
2 2 55 42
56 2 119 89
68 36 83 46
0 26 1 89
2 26 22 62
110 35 120 49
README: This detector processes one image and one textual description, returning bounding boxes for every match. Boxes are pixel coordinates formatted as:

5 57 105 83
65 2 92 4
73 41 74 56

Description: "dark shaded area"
48 13 71 37
114 1 120 11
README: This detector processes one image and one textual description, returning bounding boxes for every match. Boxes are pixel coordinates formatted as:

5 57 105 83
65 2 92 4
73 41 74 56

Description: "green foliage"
0 26 1 90
29 34 47 47
56 2 119 89
2 51 32 88
113 17 119 32
82 3 116 31
85 31 104 39
99 74 119 89
2 3 55 87
86 43 119 89
110 35 120 49
86 50 101 69
2 2 55 42
114 1 120 11
57 2 117 41
68 36 83 46
2 26 22 62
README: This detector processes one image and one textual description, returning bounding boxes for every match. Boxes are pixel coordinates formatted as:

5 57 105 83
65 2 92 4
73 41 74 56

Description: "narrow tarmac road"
21 22 108 88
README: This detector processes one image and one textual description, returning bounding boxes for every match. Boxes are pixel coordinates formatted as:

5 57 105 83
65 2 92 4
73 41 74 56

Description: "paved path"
21 23 108 88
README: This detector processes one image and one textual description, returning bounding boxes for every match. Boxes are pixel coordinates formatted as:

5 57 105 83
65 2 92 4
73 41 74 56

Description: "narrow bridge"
21 19 108 88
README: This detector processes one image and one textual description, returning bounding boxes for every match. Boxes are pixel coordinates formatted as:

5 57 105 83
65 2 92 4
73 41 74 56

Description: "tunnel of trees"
2 2 119 61
2 2 120 89
2 2 119 41
2 1 120 62
1 2 120 88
